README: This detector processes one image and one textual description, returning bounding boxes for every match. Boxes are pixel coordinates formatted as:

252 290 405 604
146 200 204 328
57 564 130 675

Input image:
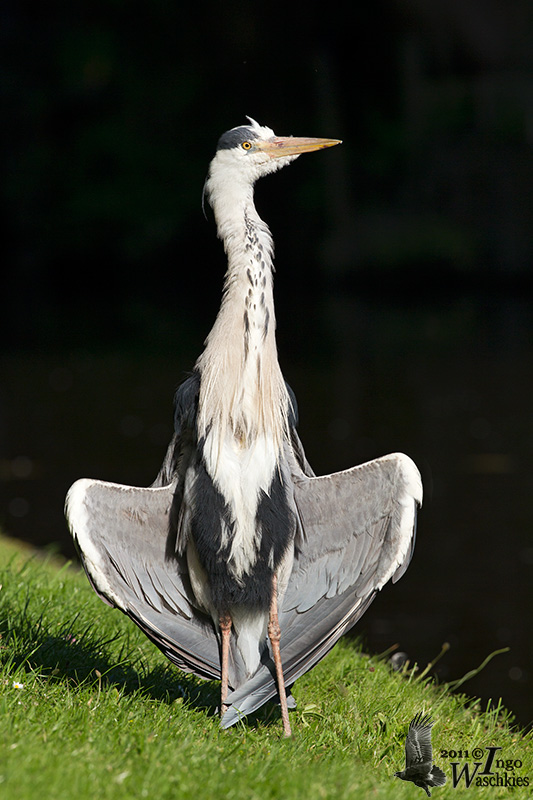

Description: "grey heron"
65 118 422 737
394 713 447 796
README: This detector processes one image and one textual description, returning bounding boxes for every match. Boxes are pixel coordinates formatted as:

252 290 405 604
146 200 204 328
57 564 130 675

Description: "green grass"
0 534 530 799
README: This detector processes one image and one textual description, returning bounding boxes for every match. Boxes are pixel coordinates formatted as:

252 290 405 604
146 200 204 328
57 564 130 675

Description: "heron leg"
220 613 232 715
268 573 292 737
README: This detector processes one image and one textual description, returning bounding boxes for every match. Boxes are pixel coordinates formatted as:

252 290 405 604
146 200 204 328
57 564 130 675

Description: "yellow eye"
242 141 252 150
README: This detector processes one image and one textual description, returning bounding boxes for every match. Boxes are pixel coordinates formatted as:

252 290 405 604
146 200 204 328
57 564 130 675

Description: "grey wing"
221 448 422 727
65 477 221 681
405 713 434 768
286 449 422 606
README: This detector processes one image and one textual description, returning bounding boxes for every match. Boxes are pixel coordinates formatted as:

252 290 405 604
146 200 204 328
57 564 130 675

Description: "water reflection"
1 293 531 727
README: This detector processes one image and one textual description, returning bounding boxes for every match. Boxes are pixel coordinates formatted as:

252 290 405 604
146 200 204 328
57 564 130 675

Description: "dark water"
1 292 532 727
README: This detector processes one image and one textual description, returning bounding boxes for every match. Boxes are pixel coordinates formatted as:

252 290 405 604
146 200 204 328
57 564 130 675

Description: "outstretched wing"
65 477 221 681
287 450 422 605
221 448 422 726
404 712 434 768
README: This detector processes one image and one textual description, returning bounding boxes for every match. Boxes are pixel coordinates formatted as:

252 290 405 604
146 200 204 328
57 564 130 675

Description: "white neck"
195 176 289 457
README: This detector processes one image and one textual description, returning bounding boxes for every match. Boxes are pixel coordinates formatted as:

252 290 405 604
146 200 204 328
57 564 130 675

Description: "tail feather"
428 765 447 787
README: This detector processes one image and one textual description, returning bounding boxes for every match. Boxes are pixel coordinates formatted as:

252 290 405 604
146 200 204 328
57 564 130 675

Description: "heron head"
203 118 340 213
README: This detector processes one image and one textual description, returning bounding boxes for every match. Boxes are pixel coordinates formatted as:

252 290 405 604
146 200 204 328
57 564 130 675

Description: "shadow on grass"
0 598 287 730
0 596 220 713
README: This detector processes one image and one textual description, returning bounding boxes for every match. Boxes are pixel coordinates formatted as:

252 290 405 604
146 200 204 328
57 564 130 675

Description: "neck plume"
196 181 289 458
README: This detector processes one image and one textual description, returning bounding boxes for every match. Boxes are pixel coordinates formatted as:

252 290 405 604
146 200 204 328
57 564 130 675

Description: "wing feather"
65 478 221 682
405 712 434 767
284 450 422 610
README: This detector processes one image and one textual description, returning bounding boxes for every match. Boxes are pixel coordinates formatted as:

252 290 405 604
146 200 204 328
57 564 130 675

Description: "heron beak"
257 136 341 159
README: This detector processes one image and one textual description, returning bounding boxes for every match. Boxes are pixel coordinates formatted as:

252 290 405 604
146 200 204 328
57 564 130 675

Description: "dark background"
1 1 532 728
